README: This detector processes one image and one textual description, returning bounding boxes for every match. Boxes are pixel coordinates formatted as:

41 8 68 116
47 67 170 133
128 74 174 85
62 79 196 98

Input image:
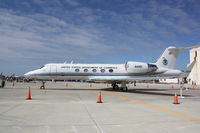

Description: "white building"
187 47 200 85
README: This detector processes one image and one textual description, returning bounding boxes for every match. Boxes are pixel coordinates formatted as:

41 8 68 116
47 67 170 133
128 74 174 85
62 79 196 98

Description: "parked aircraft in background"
25 45 199 91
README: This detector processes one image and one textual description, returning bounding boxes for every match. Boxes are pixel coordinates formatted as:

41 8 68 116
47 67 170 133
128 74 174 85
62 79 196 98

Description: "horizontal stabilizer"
168 44 200 51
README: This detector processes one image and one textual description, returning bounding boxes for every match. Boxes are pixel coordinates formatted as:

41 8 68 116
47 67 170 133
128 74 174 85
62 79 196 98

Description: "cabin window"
84 69 88 72
109 69 113 73
92 69 97 72
75 69 79 72
101 69 105 73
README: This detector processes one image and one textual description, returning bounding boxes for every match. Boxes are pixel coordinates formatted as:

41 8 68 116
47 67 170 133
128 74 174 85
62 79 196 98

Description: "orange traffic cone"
173 93 179 104
26 88 32 100
171 85 174 89
97 91 103 103
192 86 196 90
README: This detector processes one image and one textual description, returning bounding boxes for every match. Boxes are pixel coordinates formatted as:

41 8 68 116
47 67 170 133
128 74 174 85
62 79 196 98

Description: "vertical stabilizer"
155 47 179 69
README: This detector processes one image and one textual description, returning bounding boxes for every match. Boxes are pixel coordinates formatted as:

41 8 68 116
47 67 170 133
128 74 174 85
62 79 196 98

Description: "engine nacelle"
125 61 158 73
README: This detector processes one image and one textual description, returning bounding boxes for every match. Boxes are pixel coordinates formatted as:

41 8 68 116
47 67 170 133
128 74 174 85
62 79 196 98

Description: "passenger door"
50 65 57 80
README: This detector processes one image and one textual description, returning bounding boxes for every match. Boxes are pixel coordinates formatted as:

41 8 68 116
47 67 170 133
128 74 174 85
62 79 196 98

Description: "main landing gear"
40 81 46 89
111 82 128 92
112 84 119 90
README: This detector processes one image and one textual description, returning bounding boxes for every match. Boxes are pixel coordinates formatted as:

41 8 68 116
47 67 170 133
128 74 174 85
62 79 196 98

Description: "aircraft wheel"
40 86 45 89
113 85 119 90
120 87 128 92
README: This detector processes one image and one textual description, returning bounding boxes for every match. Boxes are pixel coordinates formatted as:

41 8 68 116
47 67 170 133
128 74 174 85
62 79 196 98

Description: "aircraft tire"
125 87 128 92
113 85 119 90
120 87 128 92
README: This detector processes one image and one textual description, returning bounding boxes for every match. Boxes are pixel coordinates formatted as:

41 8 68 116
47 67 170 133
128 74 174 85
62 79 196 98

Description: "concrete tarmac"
0 81 200 133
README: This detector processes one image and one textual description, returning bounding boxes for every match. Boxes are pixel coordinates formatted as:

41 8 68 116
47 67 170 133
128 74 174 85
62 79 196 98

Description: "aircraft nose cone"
24 72 29 77
24 71 32 77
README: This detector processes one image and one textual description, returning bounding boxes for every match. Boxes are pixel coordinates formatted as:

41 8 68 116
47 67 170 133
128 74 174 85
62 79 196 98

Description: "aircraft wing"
88 59 196 83
88 76 177 83
178 60 196 78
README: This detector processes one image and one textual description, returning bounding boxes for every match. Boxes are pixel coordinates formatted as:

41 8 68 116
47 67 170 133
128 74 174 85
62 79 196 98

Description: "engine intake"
147 63 158 72
125 61 158 73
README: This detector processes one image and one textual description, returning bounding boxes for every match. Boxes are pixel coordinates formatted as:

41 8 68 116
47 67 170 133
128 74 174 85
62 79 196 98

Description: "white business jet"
25 45 198 91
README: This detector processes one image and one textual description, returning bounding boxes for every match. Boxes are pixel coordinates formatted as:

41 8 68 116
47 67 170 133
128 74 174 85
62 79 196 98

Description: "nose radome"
24 72 29 77
24 71 32 77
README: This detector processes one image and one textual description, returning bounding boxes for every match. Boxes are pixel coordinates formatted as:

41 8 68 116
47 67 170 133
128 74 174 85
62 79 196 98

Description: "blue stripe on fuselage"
34 72 165 77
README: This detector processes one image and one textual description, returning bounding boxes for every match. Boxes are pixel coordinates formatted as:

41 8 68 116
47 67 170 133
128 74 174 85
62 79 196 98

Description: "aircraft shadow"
44 87 193 97
102 88 193 97
45 88 102 91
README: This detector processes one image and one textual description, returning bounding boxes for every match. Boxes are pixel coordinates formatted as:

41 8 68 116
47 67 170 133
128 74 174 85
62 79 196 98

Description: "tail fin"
155 44 200 69
155 47 179 69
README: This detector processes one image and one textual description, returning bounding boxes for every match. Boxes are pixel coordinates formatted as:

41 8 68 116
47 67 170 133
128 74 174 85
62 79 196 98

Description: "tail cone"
192 86 196 90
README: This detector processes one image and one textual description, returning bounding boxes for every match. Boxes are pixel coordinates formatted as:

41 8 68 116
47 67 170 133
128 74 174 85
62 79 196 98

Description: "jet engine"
125 61 158 73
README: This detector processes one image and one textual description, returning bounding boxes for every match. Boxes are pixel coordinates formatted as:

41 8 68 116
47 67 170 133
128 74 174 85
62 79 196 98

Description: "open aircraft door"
50 65 57 80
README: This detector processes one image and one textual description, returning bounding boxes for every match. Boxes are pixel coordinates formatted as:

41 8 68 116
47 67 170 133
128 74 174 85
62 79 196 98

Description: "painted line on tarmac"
105 91 200 123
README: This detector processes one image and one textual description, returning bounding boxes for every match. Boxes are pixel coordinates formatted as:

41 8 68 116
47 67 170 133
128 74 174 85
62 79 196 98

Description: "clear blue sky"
0 0 199 76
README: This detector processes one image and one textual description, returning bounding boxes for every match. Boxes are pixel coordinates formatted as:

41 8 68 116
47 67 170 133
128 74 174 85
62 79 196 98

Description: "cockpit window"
40 65 44 69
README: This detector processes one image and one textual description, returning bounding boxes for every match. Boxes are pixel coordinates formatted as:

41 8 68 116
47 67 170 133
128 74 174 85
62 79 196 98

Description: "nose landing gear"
112 84 119 90
40 81 45 89
112 82 128 92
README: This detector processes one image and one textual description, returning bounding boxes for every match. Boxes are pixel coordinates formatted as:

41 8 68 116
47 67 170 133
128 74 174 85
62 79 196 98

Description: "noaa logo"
162 59 168 65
